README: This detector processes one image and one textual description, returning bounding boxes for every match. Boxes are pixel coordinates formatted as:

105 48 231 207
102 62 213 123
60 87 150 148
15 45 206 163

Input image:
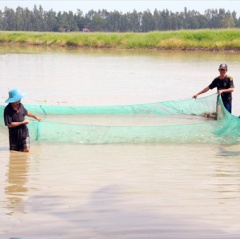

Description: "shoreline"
1 29 240 52
1 42 240 53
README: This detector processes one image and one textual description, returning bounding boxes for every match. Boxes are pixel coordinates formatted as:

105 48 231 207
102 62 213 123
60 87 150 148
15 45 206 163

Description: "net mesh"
1 93 239 144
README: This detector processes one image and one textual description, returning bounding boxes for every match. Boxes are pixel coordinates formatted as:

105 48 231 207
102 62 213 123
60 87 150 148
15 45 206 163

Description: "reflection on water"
1 44 240 60
5 152 29 215
218 146 240 157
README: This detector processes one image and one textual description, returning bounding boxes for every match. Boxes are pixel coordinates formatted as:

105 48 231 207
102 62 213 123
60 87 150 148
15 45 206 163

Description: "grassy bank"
1 29 240 51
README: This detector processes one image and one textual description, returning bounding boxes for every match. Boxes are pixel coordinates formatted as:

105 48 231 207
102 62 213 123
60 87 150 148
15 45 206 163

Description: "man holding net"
193 63 234 113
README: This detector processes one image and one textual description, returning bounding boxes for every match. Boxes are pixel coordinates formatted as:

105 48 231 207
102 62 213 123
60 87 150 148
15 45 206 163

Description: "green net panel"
1 93 240 144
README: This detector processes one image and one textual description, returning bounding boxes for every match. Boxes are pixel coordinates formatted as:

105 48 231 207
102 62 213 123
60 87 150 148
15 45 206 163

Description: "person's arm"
218 87 234 94
7 111 40 128
8 120 29 128
193 86 210 99
27 111 41 121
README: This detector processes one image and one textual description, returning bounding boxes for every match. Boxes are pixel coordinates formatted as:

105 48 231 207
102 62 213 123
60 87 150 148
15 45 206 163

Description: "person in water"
4 88 41 152
193 63 234 113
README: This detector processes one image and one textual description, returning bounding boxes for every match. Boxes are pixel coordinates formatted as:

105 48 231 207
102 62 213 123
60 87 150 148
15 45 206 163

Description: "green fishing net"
0 93 239 144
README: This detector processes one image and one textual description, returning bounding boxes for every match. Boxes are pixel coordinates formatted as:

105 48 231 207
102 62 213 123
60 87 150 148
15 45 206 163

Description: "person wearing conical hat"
193 63 234 113
4 88 41 152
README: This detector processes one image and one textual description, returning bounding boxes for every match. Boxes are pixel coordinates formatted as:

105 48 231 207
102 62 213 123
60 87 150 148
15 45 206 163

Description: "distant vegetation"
1 29 240 51
0 5 239 32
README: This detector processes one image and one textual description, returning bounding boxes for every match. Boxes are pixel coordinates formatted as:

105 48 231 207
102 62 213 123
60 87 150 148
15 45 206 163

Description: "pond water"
1 46 240 238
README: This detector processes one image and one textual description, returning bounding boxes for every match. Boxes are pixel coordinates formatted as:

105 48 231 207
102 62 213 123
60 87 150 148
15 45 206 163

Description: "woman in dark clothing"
4 88 41 152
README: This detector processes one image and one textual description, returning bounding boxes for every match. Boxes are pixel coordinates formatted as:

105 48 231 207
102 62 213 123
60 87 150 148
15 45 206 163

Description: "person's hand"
36 116 41 122
23 119 29 124
193 94 198 99
217 90 223 95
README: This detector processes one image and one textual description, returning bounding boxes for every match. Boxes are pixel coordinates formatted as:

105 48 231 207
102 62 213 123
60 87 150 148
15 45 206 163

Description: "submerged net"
0 93 240 144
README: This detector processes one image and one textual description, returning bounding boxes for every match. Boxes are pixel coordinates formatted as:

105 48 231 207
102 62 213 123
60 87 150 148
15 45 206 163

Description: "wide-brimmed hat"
5 88 26 103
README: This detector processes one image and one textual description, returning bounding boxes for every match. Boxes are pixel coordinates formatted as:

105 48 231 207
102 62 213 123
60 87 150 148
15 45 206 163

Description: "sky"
1 0 240 15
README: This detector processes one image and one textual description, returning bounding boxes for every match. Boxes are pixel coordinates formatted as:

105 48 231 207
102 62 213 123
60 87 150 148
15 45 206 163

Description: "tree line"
0 5 239 32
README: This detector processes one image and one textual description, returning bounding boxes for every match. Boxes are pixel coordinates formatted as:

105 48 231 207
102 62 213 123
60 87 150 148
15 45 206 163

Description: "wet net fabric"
0 93 240 144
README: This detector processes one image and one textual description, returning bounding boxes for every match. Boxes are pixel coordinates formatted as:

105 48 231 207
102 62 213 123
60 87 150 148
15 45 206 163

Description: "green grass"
1 29 240 51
